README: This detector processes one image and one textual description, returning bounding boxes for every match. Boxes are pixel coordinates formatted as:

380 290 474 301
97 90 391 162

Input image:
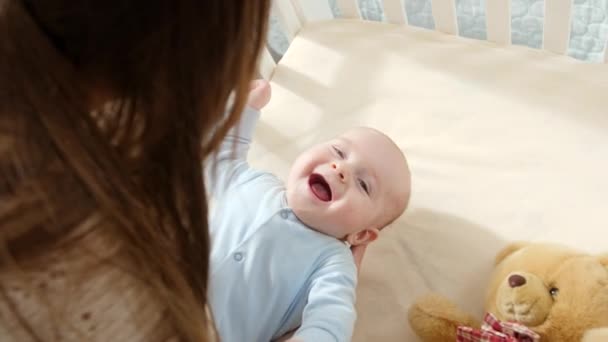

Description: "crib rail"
382 0 407 25
486 0 510 45
430 0 458 35
544 0 573 54
335 0 362 19
272 0 302 41
259 0 607 78
258 47 276 81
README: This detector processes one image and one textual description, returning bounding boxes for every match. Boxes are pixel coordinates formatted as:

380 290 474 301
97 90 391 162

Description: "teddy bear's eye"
549 287 559 297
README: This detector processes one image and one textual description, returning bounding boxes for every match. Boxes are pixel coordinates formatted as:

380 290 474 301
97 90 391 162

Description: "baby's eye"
332 146 345 159
358 179 369 195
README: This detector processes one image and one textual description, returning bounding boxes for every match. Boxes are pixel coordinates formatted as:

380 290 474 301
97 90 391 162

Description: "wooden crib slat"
336 0 362 19
486 0 511 45
259 47 276 80
543 0 573 54
382 0 407 25
272 0 302 41
431 0 458 35
291 0 334 22
289 0 308 25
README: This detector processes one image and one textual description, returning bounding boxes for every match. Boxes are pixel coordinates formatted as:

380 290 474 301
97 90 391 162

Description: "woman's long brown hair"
0 0 270 340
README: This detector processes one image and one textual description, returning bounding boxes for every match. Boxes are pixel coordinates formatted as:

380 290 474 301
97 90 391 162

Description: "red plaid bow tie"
457 312 540 342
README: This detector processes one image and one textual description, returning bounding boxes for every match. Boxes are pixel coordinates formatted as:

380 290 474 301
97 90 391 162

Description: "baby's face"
286 127 410 245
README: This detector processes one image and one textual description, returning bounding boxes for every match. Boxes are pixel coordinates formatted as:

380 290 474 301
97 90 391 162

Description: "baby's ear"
347 228 379 246
495 242 529 266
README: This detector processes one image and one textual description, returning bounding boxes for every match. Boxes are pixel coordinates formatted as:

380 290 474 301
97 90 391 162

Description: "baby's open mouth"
309 173 332 202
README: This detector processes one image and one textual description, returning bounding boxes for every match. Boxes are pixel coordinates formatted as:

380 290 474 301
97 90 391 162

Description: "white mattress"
250 19 608 341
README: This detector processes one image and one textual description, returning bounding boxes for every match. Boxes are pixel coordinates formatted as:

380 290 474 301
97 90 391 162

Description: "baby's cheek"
342 201 370 231
333 209 356 227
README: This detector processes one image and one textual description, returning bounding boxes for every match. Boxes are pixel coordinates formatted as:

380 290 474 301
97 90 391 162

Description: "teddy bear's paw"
407 293 479 342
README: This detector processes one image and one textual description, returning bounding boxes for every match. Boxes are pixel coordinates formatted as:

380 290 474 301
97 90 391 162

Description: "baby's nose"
331 163 346 182
508 274 527 288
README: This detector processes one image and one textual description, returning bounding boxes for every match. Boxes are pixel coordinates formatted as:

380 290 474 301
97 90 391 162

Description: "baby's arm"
291 253 358 342
205 106 259 197
205 80 270 198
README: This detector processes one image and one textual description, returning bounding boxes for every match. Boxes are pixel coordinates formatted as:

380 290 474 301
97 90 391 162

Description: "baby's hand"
247 79 271 111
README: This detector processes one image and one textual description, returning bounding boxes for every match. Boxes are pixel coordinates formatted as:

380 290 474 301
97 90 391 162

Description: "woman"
0 1 270 340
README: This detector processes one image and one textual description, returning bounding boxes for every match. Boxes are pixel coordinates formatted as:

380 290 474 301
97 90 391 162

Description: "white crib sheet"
249 19 608 341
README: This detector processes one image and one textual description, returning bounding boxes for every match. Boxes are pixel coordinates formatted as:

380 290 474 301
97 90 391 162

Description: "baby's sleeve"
205 106 260 199
294 251 358 342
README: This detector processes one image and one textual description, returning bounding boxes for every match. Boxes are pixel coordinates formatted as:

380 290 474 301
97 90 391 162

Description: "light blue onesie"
206 107 358 342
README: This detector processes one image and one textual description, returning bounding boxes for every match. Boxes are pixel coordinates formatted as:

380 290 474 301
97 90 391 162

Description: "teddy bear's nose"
508 274 527 288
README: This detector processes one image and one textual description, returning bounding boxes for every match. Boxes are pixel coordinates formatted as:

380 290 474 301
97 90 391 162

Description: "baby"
206 80 411 342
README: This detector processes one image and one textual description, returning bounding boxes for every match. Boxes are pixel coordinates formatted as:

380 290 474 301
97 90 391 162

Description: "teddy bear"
408 242 608 341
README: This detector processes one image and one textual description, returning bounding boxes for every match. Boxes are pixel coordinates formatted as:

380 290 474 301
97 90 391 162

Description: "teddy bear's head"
485 243 608 340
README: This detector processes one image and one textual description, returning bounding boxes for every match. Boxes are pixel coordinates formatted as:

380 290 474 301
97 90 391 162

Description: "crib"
249 1 608 341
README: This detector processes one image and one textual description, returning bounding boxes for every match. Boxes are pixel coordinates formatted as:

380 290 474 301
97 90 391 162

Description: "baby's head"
286 127 411 246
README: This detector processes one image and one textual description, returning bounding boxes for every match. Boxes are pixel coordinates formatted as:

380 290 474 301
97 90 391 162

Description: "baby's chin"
287 197 340 236
309 223 343 238
309 225 346 240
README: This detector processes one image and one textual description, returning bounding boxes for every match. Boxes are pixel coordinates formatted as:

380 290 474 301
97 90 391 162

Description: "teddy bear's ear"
599 254 608 270
495 242 529 265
